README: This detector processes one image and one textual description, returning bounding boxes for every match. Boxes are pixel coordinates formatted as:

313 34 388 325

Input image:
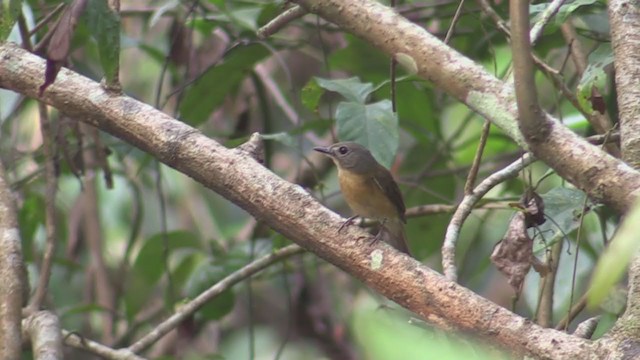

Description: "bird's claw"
338 215 359 233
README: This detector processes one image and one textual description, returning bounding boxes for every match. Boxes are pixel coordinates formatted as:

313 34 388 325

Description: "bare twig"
444 0 466 44
79 123 116 345
257 5 307 39
536 239 563 327
529 0 567 45
442 154 536 281
464 119 491 195
63 330 146 360
28 103 58 312
29 3 66 37
128 245 305 354
555 294 587 330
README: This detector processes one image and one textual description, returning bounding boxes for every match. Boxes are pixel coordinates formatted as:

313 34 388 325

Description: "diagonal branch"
0 42 601 359
128 244 305 354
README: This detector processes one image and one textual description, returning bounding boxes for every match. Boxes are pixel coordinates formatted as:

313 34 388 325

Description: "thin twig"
63 330 146 360
29 3 66 37
464 119 491 195
128 244 305 354
444 0 466 44
80 123 116 344
536 238 563 327
529 0 567 45
555 294 587 330
28 103 58 312
257 5 307 39
566 194 589 331
442 153 536 281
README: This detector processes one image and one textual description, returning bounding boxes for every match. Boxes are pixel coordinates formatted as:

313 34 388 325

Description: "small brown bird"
314 142 410 255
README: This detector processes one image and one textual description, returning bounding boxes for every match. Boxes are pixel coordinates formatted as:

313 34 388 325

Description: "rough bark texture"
22 311 63 359
605 0 640 355
0 42 615 358
609 0 640 168
0 161 25 360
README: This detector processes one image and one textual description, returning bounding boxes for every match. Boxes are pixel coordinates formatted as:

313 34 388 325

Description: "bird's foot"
338 215 359 233
369 218 388 246
369 230 383 246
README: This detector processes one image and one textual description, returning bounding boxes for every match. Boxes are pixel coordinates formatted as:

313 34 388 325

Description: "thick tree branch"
0 161 25 360
509 0 548 142
609 0 640 166
607 0 640 346
22 311 63 360
290 0 640 214
0 43 605 358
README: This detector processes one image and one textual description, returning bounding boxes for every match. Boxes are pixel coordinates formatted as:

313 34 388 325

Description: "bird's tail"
382 219 411 256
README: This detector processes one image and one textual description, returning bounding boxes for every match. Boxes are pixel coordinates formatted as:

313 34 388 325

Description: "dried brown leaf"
491 212 534 294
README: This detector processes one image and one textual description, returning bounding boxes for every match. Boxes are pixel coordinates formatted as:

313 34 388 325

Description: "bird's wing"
373 167 406 223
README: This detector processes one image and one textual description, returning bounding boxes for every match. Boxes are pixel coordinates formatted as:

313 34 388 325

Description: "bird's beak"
313 146 332 156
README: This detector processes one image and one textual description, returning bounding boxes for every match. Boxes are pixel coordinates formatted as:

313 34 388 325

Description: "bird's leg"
370 218 388 246
338 215 359 233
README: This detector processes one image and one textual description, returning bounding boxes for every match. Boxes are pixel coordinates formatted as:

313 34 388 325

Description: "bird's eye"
338 146 349 155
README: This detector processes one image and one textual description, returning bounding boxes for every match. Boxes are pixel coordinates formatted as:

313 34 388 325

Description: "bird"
314 142 410 255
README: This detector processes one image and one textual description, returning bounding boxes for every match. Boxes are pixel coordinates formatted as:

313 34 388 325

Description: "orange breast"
338 168 400 221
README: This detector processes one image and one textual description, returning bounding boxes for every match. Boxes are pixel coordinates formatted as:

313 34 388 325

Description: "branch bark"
609 0 640 167
22 311 63 360
0 42 610 358
605 0 640 351
0 160 25 360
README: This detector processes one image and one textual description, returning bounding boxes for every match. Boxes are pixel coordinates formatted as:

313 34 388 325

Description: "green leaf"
557 0 601 23
0 0 21 40
179 43 270 126
315 77 373 104
588 199 640 308
18 193 45 259
335 100 398 168
261 132 296 147
261 118 333 148
534 187 587 243
184 260 236 321
329 35 389 84
301 78 324 112
60 303 112 319
86 0 121 83
149 0 180 28
228 6 262 31
125 231 201 320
